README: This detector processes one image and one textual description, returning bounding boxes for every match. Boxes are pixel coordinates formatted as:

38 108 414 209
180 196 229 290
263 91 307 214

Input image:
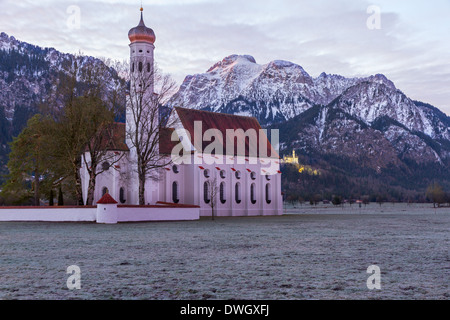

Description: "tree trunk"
139 173 146 205
74 166 84 206
34 168 40 206
86 173 97 206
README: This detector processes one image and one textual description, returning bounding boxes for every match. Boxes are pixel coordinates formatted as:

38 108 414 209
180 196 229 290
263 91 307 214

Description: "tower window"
147 63 151 73
138 62 143 72
131 63 135 72
139 49 143 53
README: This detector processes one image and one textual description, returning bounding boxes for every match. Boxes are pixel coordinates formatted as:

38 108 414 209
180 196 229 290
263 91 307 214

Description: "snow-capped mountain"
169 54 404 124
169 54 450 166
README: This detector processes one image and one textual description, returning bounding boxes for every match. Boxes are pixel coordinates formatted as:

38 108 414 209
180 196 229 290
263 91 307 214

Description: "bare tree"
426 182 446 208
206 178 220 220
124 61 179 205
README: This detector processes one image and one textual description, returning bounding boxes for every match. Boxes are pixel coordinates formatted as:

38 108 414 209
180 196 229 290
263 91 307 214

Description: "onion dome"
128 8 156 44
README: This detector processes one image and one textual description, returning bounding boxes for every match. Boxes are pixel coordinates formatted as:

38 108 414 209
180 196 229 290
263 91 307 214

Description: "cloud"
1 0 449 114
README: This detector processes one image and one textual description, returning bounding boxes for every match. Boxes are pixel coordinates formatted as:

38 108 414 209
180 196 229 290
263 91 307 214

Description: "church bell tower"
125 7 158 205
128 7 156 95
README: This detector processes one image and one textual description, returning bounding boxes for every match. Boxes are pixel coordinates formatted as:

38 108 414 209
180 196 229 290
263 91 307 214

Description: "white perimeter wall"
0 207 97 222
0 206 200 223
117 206 199 222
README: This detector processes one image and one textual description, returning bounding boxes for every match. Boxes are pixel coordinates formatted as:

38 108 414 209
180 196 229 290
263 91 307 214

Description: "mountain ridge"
0 32 126 182
1 35 449 200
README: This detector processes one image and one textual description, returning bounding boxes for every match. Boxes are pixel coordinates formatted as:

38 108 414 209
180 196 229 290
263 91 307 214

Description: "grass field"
0 203 448 300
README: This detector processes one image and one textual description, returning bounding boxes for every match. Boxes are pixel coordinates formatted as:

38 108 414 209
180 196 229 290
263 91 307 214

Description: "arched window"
204 181 211 204
172 182 179 204
147 63 151 73
102 187 108 196
235 182 241 204
251 183 257 204
220 182 226 204
131 63 135 72
265 184 272 204
119 187 126 204
138 61 143 72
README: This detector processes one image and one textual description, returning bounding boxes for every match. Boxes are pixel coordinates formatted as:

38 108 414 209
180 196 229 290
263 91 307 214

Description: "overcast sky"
1 0 449 115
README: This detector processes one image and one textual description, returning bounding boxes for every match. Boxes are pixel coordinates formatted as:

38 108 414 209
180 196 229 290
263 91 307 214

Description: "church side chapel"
80 8 283 217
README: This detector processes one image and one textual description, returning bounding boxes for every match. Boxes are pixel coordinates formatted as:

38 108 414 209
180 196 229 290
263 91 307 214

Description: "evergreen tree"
58 187 64 206
0 115 53 205
49 189 54 206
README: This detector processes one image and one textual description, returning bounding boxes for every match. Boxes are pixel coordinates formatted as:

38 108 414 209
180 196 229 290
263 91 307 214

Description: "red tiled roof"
174 107 279 159
97 193 118 204
159 127 181 155
87 122 130 152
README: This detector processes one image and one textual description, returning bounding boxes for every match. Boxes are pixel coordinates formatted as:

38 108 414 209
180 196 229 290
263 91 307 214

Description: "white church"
80 8 283 217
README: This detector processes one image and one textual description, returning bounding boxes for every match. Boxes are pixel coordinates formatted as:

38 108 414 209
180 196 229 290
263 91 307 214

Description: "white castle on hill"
80 8 283 217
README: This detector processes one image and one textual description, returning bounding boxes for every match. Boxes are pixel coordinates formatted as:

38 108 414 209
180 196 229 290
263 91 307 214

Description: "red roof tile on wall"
97 193 118 204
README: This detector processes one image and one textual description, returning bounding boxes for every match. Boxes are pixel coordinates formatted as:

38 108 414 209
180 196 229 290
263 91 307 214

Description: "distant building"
282 150 299 165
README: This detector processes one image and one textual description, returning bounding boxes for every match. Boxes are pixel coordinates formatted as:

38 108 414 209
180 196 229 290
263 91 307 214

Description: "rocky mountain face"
170 55 401 124
0 33 126 181
170 54 450 198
